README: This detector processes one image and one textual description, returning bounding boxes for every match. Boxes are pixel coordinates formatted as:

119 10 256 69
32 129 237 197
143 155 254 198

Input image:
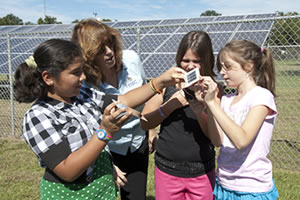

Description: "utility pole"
44 0 47 17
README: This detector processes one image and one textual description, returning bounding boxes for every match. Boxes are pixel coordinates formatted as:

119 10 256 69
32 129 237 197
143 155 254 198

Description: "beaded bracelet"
150 79 162 94
158 106 167 118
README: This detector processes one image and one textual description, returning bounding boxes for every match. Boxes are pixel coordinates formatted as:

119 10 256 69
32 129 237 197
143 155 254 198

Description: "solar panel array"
0 13 277 78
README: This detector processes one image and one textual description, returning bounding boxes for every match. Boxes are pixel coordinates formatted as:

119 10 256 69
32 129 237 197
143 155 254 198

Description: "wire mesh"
0 15 299 171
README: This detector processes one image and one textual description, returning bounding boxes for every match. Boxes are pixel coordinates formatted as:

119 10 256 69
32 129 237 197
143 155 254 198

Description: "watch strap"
96 128 112 142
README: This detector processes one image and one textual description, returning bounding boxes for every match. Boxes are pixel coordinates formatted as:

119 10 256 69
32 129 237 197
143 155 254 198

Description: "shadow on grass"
147 195 155 200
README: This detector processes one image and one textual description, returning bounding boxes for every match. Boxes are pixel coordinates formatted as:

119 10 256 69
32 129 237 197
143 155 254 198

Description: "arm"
118 66 186 108
188 101 209 138
192 81 223 146
140 92 164 130
206 108 223 147
53 102 132 182
141 89 189 130
148 128 159 154
203 77 269 150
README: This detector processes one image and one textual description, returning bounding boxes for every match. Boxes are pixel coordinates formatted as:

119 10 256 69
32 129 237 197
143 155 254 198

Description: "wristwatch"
96 129 112 142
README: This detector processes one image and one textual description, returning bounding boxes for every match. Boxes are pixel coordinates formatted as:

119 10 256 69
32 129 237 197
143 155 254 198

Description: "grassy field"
0 137 300 200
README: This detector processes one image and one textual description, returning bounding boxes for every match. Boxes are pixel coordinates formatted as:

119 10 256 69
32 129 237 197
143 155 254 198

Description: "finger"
111 106 127 118
117 177 126 187
113 111 132 126
104 101 118 115
118 173 128 184
174 66 187 74
173 67 186 80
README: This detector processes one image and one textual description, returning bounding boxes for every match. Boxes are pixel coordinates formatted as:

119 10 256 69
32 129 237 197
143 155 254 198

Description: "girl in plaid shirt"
14 38 185 200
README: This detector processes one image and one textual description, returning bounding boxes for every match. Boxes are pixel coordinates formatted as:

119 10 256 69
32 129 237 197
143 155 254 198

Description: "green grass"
0 137 299 200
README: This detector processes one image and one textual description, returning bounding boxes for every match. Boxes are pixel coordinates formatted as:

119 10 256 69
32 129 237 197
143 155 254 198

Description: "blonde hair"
72 18 123 85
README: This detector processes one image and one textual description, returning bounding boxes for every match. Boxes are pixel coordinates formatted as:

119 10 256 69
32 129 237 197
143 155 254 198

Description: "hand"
100 102 132 137
189 101 206 114
148 129 158 154
113 165 127 188
200 76 219 104
157 67 186 88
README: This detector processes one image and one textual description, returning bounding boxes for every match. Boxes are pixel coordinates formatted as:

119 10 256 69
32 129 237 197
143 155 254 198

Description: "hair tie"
261 48 264 53
25 56 37 69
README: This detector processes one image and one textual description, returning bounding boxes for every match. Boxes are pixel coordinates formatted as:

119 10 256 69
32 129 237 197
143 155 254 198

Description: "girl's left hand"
101 102 132 136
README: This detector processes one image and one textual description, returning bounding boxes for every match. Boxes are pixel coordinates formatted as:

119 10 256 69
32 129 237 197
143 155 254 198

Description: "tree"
201 10 221 16
102 18 112 22
37 15 62 24
72 19 80 24
0 14 23 25
24 21 34 25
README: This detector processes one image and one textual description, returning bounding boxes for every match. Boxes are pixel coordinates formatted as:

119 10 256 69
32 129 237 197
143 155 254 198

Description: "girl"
199 40 279 199
14 38 185 199
141 31 217 200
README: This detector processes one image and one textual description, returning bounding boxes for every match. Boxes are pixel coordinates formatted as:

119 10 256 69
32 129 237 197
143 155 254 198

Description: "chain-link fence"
0 15 299 171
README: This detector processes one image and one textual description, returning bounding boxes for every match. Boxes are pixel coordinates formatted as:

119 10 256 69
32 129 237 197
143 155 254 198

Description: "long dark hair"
176 31 215 77
14 39 82 103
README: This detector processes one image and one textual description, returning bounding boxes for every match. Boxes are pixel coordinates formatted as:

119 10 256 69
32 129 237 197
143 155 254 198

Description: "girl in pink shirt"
198 40 279 199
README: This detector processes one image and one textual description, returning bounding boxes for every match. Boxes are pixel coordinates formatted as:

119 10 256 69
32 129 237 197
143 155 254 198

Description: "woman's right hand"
100 101 132 136
155 67 186 89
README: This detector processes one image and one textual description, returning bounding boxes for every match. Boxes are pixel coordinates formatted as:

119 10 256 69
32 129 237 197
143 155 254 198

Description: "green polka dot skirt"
40 150 118 200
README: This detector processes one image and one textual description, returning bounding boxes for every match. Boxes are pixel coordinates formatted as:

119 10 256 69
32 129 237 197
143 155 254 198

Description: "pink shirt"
217 86 277 193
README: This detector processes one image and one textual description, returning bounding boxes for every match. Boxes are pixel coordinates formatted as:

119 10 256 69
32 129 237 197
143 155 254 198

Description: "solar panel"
0 39 7 53
11 25 36 33
136 20 161 26
29 25 55 32
0 26 19 33
186 17 216 23
142 53 176 78
231 31 269 45
215 15 245 21
209 32 232 52
160 18 187 25
0 13 276 77
246 13 277 19
156 34 185 52
47 24 74 32
113 21 138 28
207 23 238 32
140 34 170 52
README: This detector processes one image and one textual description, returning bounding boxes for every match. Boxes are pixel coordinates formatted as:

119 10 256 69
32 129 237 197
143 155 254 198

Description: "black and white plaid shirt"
23 84 116 173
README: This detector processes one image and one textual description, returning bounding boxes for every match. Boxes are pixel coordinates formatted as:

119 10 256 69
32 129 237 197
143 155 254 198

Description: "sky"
0 0 299 24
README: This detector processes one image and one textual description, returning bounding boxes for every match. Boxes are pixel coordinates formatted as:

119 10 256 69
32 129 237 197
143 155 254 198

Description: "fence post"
7 34 15 137
136 27 141 57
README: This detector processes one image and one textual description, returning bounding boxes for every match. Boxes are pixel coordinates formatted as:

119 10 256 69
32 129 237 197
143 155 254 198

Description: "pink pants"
155 166 215 200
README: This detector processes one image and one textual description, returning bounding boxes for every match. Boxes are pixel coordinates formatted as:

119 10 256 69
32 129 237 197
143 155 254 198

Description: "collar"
39 96 76 110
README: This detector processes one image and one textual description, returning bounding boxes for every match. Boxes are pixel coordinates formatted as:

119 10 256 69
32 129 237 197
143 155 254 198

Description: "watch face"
97 130 106 139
